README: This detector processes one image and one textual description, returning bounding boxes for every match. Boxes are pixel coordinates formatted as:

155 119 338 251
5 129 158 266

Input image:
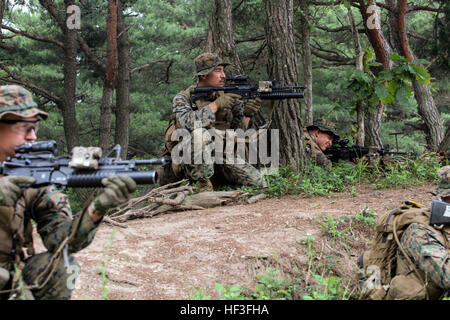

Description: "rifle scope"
14 140 58 155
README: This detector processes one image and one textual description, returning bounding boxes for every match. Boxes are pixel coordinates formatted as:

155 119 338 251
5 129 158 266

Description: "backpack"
358 201 433 300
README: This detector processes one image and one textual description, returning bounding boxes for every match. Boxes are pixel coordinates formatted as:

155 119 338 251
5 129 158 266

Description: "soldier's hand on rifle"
90 174 136 217
212 93 242 113
0 176 36 207
243 98 262 117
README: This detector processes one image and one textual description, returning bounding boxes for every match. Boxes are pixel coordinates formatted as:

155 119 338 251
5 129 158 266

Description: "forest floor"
34 182 436 300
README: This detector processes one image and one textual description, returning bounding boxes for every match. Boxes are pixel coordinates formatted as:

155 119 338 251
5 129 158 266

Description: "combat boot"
198 178 213 192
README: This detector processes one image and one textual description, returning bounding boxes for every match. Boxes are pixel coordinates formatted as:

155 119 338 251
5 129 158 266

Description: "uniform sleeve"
401 222 450 290
311 147 332 169
30 186 99 254
173 92 215 131
230 99 246 130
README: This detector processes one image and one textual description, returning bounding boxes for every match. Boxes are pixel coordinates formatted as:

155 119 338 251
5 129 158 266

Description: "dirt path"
34 183 436 300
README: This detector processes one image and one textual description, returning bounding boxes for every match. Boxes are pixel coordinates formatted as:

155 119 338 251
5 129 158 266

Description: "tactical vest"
0 188 38 270
164 87 234 151
358 201 450 300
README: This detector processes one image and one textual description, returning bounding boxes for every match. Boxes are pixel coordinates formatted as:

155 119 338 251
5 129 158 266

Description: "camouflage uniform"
360 166 449 300
398 166 450 297
166 53 266 188
303 119 339 168
0 187 99 300
0 85 100 300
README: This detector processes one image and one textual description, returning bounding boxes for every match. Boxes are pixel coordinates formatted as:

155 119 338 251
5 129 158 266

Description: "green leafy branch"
345 50 430 114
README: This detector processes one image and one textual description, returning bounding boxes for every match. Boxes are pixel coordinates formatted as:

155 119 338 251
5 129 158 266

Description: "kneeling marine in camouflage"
164 53 266 191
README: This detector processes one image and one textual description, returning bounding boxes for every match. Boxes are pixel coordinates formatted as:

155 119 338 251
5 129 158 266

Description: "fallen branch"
108 181 249 223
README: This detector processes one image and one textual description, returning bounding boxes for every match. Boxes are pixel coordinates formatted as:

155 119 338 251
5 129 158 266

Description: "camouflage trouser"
178 128 267 188
401 223 450 291
182 161 266 188
21 252 79 300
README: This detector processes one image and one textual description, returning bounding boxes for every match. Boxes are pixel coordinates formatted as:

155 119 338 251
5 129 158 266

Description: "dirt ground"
33 183 436 300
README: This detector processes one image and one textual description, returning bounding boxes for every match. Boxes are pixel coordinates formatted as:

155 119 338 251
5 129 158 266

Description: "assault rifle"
324 138 413 163
0 140 168 188
191 74 305 102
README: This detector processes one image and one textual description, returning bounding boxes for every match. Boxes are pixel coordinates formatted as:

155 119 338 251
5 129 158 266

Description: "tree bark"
438 125 450 160
299 0 313 126
348 6 365 146
99 0 118 153
386 0 444 151
263 0 304 167
62 0 80 152
114 0 130 159
359 0 393 148
210 0 244 75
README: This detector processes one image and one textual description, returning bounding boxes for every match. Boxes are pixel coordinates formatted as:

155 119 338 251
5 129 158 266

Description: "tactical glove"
91 174 137 214
243 98 262 117
214 93 242 112
0 176 36 207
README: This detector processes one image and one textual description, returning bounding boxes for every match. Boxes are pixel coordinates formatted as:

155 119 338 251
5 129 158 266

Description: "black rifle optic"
324 138 413 163
0 140 169 188
191 74 305 102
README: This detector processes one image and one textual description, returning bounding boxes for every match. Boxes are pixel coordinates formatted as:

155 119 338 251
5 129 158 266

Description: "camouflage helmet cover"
435 165 450 198
307 119 340 140
0 85 48 120
194 52 230 77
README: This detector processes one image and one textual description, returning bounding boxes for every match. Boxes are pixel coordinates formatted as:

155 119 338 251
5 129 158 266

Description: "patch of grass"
247 268 293 300
214 282 246 300
303 274 350 300
248 156 445 199
187 287 211 300
353 205 377 226
315 214 353 241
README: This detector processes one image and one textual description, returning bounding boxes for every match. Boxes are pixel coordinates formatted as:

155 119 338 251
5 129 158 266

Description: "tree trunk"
348 6 365 146
386 0 444 151
412 81 444 151
115 0 130 159
299 0 313 126
365 104 384 148
62 0 80 152
210 0 244 75
99 0 118 152
263 0 304 167
359 0 393 148
0 0 5 44
438 125 450 160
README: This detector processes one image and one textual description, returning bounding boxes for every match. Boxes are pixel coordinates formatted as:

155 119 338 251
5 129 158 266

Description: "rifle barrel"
67 170 158 187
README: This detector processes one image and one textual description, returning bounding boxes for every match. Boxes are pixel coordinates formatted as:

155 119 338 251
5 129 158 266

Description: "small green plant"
188 287 211 300
354 205 377 226
100 227 116 300
249 268 293 300
214 282 246 300
303 274 350 300
316 214 352 241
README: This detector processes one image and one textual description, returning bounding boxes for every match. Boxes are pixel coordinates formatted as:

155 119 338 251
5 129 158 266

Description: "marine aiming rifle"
0 140 168 188
324 138 413 163
191 74 305 102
